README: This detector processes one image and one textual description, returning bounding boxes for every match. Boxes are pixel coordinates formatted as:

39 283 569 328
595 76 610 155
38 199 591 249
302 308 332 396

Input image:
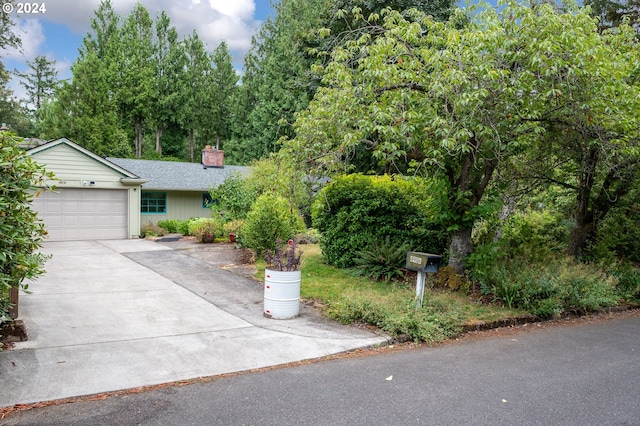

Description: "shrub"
1 133 53 327
223 219 244 236
353 236 411 282
468 256 620 317
264 240 303 271
140 224 166 238
242 193 305 254
188 218 224 242
590 189 640 263
177 218 193 236
500 209 572 262
157 219 181 233
296 228 321 244
209 172 257 221
312 174 447 268
246 155 314 226
608 264 640 302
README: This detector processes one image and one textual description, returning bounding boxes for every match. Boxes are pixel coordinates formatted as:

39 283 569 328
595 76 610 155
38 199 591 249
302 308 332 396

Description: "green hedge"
312 174 447 268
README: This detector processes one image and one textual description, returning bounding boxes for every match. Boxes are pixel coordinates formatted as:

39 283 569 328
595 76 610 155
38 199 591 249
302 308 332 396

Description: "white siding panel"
32 189 128 241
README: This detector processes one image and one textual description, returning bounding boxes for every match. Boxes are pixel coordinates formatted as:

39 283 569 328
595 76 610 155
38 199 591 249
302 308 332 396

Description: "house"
27 138 249 241
27 138 147 241
108 147 249 227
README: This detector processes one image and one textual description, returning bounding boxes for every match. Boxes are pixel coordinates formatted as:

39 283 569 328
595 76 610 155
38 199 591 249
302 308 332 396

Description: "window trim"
141 191 167 214
202 192 213 208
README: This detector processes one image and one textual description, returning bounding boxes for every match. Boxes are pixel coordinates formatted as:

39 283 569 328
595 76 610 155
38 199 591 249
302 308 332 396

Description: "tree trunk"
189 128 195 162
448 227 473 275
155 125 163 155
135 118 143 158
567 146 598 257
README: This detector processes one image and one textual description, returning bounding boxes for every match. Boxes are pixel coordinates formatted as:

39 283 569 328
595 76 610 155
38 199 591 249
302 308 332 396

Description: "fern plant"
354 236 411 282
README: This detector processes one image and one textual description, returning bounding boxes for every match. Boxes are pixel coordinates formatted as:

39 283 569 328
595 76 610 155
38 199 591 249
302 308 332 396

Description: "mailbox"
406 252 442 273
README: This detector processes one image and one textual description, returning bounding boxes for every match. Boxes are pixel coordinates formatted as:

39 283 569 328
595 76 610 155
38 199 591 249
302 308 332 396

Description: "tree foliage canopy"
284 1 640 271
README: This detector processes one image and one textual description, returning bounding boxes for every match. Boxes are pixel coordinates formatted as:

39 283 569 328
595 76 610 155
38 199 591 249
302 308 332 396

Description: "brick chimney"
202 145 224 168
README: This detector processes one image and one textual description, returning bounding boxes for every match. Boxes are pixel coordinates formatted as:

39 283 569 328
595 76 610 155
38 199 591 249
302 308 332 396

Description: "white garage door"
31 188 128 241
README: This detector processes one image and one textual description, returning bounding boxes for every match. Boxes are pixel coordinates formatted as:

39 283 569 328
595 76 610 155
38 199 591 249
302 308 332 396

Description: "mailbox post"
406 252 442 309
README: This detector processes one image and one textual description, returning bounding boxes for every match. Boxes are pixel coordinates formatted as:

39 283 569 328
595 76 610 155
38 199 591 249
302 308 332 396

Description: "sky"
2 0 276 104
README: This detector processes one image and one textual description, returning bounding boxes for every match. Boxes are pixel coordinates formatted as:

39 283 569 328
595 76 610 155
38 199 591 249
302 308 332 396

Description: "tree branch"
374 82 428 95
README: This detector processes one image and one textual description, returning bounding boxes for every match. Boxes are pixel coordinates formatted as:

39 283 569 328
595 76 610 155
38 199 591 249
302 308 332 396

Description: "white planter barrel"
264 269 301 319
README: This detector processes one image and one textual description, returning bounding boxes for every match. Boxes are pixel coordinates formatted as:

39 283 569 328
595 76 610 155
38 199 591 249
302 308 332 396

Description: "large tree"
45 50 131 156
117 3 155 157
232 0 325 163
209 41 238 151
14 55 58 111
509 4 640 256
179 31 214 162
284 3 640 272
584 0 639 30
41 0 125 150
151 11 186 155
0 0 21 130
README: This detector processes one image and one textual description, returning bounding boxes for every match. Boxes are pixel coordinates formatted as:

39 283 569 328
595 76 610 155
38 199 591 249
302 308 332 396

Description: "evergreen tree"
117 3 155 157
180 32 214 162
152 11 186 155
210 41 238 151
14 55 58 111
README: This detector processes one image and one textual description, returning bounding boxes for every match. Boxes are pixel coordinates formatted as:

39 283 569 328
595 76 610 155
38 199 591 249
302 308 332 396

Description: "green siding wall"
140 191 211 226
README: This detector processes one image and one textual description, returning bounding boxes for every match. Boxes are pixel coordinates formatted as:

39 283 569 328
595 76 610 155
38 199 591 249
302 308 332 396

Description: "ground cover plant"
256 244 527 343
467 207 639 317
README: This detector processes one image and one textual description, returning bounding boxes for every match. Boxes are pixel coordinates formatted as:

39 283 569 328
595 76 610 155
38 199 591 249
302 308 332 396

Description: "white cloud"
2 0 265 104
3 19 45 61
208 0 255 20
40 0 260 57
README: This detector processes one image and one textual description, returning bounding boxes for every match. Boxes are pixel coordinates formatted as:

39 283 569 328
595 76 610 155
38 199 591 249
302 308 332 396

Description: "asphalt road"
2 313 638 426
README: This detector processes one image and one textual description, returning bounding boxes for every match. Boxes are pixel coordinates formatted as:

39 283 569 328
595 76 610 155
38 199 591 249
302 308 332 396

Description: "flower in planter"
264 240 303 271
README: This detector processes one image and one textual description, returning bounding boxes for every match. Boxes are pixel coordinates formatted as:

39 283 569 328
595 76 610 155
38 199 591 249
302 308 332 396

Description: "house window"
141 192 166 214
203 193 213 208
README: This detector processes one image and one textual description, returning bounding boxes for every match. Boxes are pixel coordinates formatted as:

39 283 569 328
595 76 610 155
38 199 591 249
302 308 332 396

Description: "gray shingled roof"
107 158 250 191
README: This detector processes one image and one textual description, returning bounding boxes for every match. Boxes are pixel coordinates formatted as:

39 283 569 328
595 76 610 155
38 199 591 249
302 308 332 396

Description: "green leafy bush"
296 228 321 244
209 172 257 221
246 155 314 226
188 218 223 242
468 257 620 317
590 189 640 263
312 174 446 268
157 219 181 233
223 219 244 236
177 218 193 236
606 262 640 302
140 224 166 238
500 209 572 262
242 193 305 254
1 133 53 326
354 236 410 282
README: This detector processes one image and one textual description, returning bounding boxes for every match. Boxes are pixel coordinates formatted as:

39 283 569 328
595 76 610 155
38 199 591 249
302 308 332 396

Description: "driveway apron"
0 240 386 408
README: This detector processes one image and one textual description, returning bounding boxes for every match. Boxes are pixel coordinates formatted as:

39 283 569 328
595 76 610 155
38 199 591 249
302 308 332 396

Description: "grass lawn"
258 244 527 344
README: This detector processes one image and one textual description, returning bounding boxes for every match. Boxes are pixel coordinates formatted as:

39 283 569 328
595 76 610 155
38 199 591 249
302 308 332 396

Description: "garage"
31 188 129 241
27 138 146 241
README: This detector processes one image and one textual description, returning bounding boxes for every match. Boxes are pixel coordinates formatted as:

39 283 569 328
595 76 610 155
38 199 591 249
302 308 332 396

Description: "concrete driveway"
0 239 386 408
